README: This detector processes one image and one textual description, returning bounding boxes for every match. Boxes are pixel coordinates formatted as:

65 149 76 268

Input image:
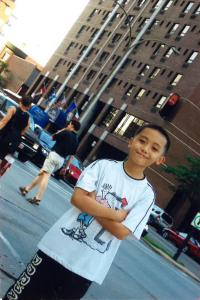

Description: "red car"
162 228 200 261
59 156 84 186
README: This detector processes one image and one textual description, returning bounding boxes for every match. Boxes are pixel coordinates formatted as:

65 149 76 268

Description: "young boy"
3 124 170 300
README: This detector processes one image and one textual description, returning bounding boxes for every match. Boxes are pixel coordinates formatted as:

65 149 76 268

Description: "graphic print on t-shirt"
61 183 128 253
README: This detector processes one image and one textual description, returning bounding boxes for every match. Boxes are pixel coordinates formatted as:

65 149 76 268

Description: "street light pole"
79 0 171 129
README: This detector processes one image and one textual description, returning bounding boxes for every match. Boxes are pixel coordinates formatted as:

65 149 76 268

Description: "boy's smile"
125 128 167 178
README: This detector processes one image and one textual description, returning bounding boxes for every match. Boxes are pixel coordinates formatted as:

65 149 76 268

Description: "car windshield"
162 213 173 225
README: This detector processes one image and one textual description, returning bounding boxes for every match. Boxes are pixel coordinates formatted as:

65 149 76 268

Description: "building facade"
28 0 200 228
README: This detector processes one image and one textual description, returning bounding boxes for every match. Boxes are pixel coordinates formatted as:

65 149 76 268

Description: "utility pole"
79 0 170 130
46 0 125 110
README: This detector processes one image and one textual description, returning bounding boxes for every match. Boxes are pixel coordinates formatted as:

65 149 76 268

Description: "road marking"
0 232 25 268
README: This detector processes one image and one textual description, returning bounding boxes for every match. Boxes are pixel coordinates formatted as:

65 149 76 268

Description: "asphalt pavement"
1 160 200 299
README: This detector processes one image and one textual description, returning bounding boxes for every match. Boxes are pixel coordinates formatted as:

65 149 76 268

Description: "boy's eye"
139 139 145 143
152 147 159 152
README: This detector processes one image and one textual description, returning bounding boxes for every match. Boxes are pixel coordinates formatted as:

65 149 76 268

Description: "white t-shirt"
38 159 155 284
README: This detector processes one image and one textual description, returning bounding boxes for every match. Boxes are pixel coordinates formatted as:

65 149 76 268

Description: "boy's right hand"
115 209 128 222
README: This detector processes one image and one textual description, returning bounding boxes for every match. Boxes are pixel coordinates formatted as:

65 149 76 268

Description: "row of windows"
92 1 200 25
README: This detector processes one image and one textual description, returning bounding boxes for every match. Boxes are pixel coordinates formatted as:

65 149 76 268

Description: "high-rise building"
28 0 200 228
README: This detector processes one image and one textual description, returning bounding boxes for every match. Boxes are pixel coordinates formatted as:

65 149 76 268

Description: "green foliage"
162 156 200 204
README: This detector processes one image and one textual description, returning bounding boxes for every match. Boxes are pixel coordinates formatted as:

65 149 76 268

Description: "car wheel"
162 231 168 239
182 246 188 253
18 152 28 163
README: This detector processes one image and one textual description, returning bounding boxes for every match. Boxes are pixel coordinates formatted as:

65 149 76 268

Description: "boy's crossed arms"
71 187 131 240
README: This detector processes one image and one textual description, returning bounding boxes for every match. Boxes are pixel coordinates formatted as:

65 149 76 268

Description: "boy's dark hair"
71 119 81 131
21 96 33 107
134 124 171 154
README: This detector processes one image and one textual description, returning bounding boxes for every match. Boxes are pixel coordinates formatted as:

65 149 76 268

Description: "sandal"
27 197 41 205
19 187 28 196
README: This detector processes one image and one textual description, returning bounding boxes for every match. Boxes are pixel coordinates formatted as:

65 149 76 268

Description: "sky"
5 0 89 66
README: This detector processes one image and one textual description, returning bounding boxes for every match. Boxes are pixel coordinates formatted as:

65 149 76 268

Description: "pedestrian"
0 96 32 174
19 119 80 205
3 124 170 300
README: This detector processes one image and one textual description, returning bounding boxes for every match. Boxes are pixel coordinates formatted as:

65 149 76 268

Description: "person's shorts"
41 151 64 174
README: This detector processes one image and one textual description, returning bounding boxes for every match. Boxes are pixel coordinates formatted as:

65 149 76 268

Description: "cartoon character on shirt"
61 183 128 252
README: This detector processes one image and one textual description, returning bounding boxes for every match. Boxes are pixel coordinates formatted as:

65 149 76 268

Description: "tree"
163 156 200 207
0 60 9 88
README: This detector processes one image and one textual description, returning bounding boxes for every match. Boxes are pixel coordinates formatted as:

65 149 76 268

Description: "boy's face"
128 128 167 168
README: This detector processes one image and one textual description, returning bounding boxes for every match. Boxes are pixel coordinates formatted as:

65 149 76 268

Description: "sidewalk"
144 240 200 283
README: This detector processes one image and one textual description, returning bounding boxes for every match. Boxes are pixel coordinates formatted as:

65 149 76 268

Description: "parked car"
0 91 40 162
148 204 173 232
58 156 84 186
162 228 200 261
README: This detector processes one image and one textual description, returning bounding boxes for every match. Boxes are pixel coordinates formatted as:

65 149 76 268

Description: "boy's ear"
155 155 166 166
128 138 133 148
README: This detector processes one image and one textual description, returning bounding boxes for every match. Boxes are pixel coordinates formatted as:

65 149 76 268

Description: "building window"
125 84 136 97
163 47 174 58
88 9 100 20
170 73 183 86
64 42 75 54
54 59 63 68
186 51 198 64
90 29 99 40
135 88 146 100
162 0 173 11
153 43 165 56
98 74 108 85
112 56 121 67
77 25 87 36
114 114 145 138
183 2 194 13
109 12 120 24
86 70 97 81
124 15 134 26
111 33 122 44
139 64 150 76
99 51 109 62
154 95 167 109
67 63 75 73
101 107 119 128
79 46 87 56
137 0 147 7
168 23 180 35
193 5 200 15
149 67 160 79
178 25 190 37
98 30 108 41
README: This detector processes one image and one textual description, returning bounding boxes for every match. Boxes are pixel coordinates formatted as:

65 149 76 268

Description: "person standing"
0 96 32 172
3 124 171 300
19 119 80 204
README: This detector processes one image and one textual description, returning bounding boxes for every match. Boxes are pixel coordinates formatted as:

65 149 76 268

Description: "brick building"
28 0 200 228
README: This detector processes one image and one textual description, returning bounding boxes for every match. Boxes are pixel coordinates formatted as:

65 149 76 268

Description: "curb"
146 242 200 283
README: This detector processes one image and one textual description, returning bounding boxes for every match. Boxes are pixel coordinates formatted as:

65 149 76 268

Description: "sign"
191 212 200 230
29 105 49 128
48 107 60 122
